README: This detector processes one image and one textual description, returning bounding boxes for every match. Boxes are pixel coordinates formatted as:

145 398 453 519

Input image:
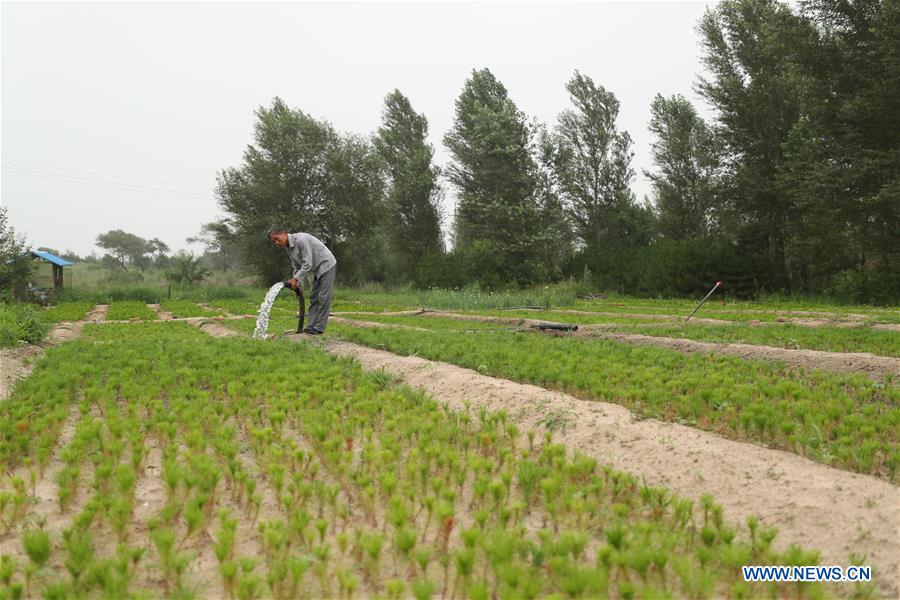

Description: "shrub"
0 303 48 347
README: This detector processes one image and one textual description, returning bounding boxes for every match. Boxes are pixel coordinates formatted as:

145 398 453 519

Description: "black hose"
283 281 305 333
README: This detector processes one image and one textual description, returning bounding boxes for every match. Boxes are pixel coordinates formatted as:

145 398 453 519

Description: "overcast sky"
2 1 715 257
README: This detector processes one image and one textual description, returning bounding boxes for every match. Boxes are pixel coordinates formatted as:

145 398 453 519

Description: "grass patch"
0 303 48 347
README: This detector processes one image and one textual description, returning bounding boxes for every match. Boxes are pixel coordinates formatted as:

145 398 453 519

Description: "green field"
336 311 900 356
296 317 899 481
0 322 826 599
106 301 157 321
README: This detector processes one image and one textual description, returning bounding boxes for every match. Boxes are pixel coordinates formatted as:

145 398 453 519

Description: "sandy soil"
85 304 109 322
194 320 241 337
318 339 900 598
0 404 82 551
330 315 433 332
583 330 900 380
0 344 45 401
443 307 890 329
191 321 900 596
148 303 174 320
546 309 735 326
335 307 893 329
598 305 880 320
198 302 241 318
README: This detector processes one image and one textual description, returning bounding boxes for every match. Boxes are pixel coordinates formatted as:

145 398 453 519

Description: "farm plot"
610 322 900 357
209 299 298 319
158 301 226 319
572 298 900 323
106 301 157 321
338 311 900 357
318 316 900 481
0 322 827 599
41 302 95 324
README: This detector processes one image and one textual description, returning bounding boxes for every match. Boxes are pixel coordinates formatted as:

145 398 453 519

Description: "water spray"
252 281 307 339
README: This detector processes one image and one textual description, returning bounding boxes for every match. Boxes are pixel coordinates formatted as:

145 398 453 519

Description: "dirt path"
583 330 900 380
330 315 432 332
148 303 174 320
0 304 108 401
95 315 250 325
193 320 242 337
332 313 900 380
559 309 891 329
314 338 899 598
333 307 896 329
0 344 44 401
588 305 882 320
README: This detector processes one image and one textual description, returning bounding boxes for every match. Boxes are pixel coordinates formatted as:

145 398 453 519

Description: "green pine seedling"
0 555 16 586
22 528 50 568
385 578 406 600
411 578 434 600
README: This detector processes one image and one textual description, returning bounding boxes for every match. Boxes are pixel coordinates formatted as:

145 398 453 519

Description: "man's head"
266 224 289 247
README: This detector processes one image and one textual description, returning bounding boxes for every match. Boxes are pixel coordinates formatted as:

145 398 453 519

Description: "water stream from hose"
253 282 285 339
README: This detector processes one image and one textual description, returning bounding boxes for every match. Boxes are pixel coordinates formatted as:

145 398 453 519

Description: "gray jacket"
286 232 337 281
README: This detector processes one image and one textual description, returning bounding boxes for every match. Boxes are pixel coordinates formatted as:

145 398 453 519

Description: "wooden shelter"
23 250 72 302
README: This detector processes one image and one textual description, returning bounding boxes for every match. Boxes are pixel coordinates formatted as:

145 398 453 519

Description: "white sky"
2 1 715 257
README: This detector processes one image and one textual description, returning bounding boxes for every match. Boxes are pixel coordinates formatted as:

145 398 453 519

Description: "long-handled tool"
283 281 305 333
686 281 722 321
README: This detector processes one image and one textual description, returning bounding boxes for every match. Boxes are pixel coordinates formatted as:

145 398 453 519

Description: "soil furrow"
148 304 174 320
581 330 899 379
360 310 900 379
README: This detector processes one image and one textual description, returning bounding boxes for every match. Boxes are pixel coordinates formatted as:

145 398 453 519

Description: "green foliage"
693 0 899 302
778 0 900 302
217 97 387 285
95 229 155 272
106 301 157 321
627 237 762 298
545 71 642 251
444 68 545 285
164 252 210 286
645 94 719 240
375 90 444 278
0 207 32 296
0 303 48 347
330 317 899 480
40 302 94 323
1 321 830 598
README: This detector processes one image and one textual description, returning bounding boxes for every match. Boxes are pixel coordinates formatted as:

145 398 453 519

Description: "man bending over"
266 224 337 335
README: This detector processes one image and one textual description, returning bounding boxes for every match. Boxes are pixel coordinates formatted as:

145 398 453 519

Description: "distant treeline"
213 0 898 303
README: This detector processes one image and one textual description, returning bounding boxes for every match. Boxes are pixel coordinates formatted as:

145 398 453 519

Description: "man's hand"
287 278 298 290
